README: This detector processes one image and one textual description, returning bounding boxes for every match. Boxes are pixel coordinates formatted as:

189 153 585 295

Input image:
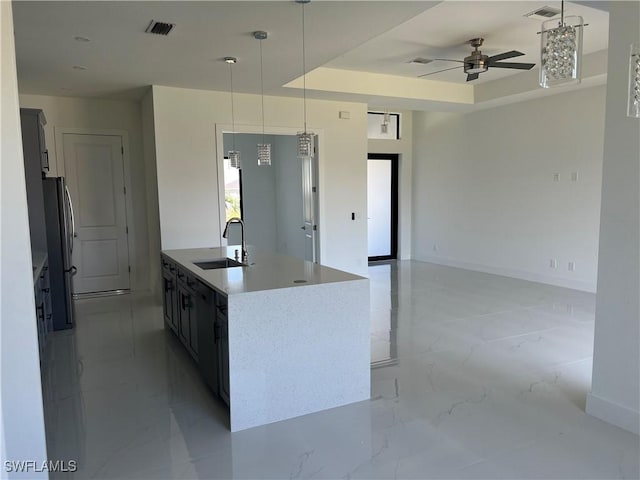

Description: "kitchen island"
161 247 370 432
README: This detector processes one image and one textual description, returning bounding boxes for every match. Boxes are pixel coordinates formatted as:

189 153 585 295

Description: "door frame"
54 128 135 290
367 153 399 262
214 124 323 264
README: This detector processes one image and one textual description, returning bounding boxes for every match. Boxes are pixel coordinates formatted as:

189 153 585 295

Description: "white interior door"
63 133 130 294
367 158 394 259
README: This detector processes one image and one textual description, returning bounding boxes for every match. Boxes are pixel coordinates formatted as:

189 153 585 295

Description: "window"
223 158 242 221
367 112 401 140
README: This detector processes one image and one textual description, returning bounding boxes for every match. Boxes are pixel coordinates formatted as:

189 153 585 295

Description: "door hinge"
121 146 124 155
123 186 127 195
128 265 131 273
313 225 317 231
126 226 129 234
312 186 317 193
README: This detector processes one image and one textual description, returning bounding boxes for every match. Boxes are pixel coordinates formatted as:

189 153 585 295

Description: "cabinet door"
217 299 230 406
196 285 218 393
186 278 198 356
162 270 176 332
178 284 191 345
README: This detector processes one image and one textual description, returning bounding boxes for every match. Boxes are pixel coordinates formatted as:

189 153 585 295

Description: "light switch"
571 172 578 182
339 111 351 120
553 173 560 182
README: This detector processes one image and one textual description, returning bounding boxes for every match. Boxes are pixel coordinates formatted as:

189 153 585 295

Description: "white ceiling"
12 0 610 109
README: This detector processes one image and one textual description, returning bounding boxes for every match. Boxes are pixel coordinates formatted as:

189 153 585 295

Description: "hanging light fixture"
296 0 313 159
628 43 640 118
254 31 272 166
381 109 390 134
225 56 241 169
539 0 584 88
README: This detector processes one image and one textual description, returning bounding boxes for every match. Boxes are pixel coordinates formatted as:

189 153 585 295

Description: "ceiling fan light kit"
539 0 583 88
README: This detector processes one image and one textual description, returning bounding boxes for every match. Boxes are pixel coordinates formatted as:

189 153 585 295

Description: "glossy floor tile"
41 261 639 479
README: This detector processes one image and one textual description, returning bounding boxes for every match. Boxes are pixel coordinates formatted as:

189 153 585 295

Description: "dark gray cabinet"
20 108 49 253
176 270 198 360
34 261 51 363
162 259 179 334
160 255 229 405
216 296 230 406
196 283 218 394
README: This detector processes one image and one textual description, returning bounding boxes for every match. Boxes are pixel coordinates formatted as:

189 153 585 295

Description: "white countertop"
32 251 48 284
161 246 365 296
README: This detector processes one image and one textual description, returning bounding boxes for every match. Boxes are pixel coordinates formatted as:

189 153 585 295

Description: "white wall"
0 2 48 475
412 86 606 292
141 89 162 296
587 0 640 435
368 109 413 260
152 86 368 276
18 94 151 292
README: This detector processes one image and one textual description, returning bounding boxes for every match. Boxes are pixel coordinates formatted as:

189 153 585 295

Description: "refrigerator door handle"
65 185 76 253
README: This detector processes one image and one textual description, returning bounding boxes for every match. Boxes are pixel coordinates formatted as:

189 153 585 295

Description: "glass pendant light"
225 56 240 168
381 109 390 134
296 0 313 159
539 0 584 88
628 43 640 118
254 31 272 166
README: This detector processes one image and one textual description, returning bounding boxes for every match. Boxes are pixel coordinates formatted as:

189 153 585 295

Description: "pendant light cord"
301 1 307 133
229 62 236 152
560 0 564 26
260 38 266 144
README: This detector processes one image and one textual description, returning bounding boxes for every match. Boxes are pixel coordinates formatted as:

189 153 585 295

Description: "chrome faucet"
222 217 248 264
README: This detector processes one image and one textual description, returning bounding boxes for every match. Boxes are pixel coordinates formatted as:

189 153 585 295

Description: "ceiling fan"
418 38 536 82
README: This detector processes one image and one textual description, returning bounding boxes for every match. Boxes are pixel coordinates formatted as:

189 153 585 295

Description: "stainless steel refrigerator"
43 177 76 330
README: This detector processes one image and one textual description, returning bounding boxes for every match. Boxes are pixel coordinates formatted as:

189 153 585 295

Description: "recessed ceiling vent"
525 6 561 20
145 20 175 36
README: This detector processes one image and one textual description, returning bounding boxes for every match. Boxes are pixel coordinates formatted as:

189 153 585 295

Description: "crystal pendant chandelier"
225 56 240 169
539 0 584 88
381 110 390 134
254 31 272 166
296 0 313 159
628 44 640 118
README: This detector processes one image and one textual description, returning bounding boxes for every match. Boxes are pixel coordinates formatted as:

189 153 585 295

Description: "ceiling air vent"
145 20 175 36
524 6 561 20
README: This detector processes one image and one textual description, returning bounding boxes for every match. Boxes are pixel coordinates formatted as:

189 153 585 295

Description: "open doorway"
367 153 398 262
222 133 319 263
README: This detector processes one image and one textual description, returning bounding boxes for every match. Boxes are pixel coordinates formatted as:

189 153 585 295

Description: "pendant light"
296 0 313 159
539 0 584 88
254 31 272 166
225 56 241 168
381 109 390 134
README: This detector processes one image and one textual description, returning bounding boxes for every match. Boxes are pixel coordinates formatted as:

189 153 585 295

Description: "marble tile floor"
41 261 639 479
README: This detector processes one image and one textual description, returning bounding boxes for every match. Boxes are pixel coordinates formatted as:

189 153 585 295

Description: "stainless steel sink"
193 258 244 270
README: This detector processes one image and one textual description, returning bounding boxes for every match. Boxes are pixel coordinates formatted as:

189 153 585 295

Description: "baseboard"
414 255 597 293
586 393 640 435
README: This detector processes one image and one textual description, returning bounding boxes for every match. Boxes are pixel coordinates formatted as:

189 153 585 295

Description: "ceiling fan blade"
487 50 525 63
418 65 463 78
433 58 465 63
466 72 480 82
489 61 536 70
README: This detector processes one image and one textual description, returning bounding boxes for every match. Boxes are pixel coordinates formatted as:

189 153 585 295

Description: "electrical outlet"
553 173 560 182
568 261 575 272
550 259 557 269
571 172 578 182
